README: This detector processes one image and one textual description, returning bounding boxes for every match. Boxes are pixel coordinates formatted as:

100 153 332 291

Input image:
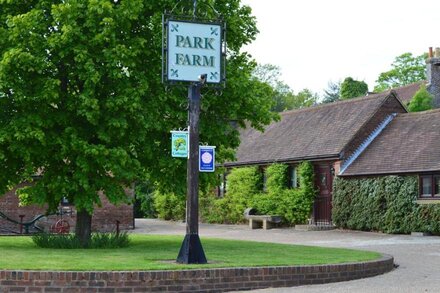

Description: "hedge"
333 176 440 234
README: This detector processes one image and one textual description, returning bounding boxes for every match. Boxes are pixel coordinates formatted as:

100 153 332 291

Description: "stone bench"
243 208 282 230
243 211 282 230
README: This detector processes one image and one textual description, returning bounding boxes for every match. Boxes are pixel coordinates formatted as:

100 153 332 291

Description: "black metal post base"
176 234 207 264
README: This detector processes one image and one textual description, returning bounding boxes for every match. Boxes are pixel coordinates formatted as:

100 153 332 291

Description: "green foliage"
340 77 368 99
32 232 130 249
276 161 316 225
407 84 433 112
223 166 262 223
200 166 261 223
322 80 341 104
265 163 288 193
153 190 185 221
133 181 156 218
201 162 316 225
333 176 440 234
289 89 318 109
374 52 427 92
298 161 315 197
0 0 277 239
200 194 230 224
253 64 317 112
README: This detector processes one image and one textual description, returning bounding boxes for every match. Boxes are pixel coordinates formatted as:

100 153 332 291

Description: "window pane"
320 173 327 187
262 171 267 191
421 177 432 197
435 176 440 197
290 167 297 188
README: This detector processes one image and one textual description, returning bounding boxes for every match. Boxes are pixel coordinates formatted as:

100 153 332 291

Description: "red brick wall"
0 255 394 292
342 94 406 163
0 185 133 234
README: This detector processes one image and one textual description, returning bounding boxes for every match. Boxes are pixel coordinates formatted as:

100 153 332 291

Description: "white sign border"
163 16 225 86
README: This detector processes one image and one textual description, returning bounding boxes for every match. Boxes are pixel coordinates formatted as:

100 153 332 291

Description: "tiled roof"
225 92 395 167
341 109 440 176
379 82 424 104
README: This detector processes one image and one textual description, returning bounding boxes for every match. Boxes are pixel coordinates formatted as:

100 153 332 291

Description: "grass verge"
0 234 381 271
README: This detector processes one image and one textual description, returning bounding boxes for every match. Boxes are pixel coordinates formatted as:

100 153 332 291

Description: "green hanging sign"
171 130 189 158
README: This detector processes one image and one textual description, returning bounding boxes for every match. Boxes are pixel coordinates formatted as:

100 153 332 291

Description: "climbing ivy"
201 162 316 225
333 176 440 234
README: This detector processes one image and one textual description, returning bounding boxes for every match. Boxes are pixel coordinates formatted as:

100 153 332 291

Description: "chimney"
427 47 440 108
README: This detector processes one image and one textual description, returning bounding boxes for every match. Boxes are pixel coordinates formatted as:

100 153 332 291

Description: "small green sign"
171 131 189 158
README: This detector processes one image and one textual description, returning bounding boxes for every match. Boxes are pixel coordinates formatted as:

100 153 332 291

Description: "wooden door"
313 163 333 224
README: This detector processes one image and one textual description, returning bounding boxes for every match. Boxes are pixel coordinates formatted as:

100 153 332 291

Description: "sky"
240 0 439 97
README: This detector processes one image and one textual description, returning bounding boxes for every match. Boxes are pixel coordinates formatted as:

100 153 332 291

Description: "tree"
0 0 277 246
340 77 368 100
322 80 341 104
253 63 317 112
374 52 427 92
288 89 318 109
407 85 433 112
253 63 292 112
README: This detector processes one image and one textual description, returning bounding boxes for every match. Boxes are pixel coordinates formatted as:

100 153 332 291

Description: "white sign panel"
167 20 222 83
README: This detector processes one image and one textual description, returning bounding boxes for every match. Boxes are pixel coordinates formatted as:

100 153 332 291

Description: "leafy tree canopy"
289 89 318 109
374 52 427 92
407 84 433 112
340 77 368 100
0 0 277 239
253 63 317 112
321 80 341 104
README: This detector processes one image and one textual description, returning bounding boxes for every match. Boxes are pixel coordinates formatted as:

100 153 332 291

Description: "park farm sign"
163 7 225 265
164 20 224 84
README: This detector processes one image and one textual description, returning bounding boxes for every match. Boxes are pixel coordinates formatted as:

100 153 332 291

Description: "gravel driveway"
134 219 440 293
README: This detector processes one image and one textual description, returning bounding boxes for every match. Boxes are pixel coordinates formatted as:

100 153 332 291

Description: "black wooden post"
176 79 207 264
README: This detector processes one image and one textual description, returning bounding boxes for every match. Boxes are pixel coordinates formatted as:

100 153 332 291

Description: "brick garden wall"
0 255 394 292
0 185 133 234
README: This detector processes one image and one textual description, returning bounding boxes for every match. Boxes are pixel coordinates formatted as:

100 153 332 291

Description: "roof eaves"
339 168 440 177
223 154 341 168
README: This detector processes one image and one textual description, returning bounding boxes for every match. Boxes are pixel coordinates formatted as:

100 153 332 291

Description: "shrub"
200 162 316 226
32 232 130 249
265 163 288 194
134 182 156 218
278 162 316 225
200 195 230 224
153 191 186 221
333 175 440 235
408 84 433 112
222 166 262 223
200 166 263 224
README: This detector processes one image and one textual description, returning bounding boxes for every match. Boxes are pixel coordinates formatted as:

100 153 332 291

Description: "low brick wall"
0 255 393 292
1 185 134 234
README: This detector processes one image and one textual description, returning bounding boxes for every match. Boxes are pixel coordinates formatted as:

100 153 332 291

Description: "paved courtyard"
134 219 440 293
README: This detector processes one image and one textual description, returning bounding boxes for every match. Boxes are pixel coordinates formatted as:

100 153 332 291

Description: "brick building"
0 183 134 234
225 91 408 225
224 47 440 226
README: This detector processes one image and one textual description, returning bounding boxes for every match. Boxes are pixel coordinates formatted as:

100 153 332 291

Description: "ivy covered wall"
200 162 316 225
333 176 440 234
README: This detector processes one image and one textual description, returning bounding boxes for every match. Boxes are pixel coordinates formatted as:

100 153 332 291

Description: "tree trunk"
75 209 92 248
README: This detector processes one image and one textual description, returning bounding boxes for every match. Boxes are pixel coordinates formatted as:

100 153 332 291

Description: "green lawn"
0 235 381 271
